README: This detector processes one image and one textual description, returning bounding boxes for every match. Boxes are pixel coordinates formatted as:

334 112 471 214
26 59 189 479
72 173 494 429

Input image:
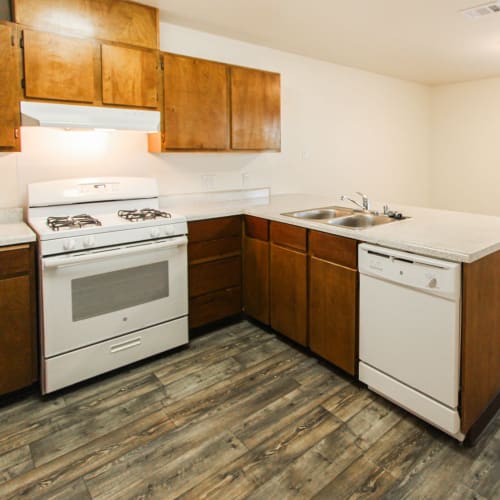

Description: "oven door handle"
43 235 187 270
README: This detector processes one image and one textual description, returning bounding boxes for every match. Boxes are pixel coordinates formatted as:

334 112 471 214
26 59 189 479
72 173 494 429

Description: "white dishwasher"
358 243 463 440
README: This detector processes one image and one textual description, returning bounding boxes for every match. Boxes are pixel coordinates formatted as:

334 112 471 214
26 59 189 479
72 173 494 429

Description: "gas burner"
118 208 172 222
47 214 102 231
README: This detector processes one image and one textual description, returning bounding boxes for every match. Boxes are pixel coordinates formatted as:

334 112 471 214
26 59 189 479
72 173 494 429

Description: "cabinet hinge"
14 129 20 139
10 34 15 47
19 35 24 49
21 78 25 89
160 57 164 71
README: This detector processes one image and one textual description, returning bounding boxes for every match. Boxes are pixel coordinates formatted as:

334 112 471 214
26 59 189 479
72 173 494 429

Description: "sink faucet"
340 192 370 211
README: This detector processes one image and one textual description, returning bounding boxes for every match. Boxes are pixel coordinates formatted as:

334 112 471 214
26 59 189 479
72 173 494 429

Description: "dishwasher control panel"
359 244 461 300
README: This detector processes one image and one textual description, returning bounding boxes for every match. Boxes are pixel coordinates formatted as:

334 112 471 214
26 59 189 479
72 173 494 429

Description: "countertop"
163 193 500 264
0 208 36 246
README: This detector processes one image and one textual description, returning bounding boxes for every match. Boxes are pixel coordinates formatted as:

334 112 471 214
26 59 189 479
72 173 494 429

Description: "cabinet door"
244 236 270 325
102 44 159 108
23 30 97 103
0 275 35 395
163 53 229 150
309 257 358 375
231 66 280 150
270 244 307 346
0 24 20 151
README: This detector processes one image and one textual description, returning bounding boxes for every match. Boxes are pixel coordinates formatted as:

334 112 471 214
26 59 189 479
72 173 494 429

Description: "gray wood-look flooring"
0 321 498 499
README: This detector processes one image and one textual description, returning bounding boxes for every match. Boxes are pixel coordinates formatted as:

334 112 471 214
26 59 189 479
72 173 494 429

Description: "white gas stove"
28 177 189 394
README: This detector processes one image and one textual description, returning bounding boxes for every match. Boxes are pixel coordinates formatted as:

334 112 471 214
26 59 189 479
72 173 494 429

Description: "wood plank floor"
0 320 498 499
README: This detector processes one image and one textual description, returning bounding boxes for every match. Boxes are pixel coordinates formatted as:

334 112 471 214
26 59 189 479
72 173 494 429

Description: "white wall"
430 77 500 216
1 22 432 209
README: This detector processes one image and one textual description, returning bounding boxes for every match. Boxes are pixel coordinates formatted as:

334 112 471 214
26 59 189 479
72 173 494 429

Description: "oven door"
41 236 188 357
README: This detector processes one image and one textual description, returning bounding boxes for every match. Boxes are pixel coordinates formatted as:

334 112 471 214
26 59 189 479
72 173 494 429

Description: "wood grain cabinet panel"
243 236 270 325
231 66 281 151
0 23 21 151
0 244 38 396
101 44 159 108
270 221 307 252
309 256 357 375
23 30 97 103
163 53 229 150
13 0 159 49
188 216 241 243
270 243 307 346
189 257 241 298
189 287 241 329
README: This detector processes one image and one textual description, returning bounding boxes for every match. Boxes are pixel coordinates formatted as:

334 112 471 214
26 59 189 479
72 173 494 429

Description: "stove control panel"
40 221 188 256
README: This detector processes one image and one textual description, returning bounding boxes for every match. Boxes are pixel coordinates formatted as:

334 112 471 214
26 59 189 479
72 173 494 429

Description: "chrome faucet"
340 192 370 211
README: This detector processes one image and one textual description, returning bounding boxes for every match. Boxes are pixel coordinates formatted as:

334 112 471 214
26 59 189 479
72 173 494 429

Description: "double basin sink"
282 206 399 229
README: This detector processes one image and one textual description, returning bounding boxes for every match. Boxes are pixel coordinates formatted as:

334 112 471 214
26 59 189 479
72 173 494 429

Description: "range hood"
20 101 161 132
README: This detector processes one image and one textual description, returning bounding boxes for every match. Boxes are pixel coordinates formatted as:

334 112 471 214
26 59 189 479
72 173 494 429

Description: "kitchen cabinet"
13 0 159 49
243 216 270 325
231 66 281 151
23 29 98 104
101 44 159 108
160 53 229 150
460 250 500 437
149 56 281 153
0 22 21 151
188 216 242 329
309 231 358 375
22 30 159 109
0 244 38 396
270 222 307 346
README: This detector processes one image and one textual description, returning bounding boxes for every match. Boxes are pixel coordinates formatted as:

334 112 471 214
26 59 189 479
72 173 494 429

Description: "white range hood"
20 101 161 132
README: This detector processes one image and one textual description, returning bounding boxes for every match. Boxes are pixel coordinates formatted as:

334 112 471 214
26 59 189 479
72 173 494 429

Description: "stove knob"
83 236 96 248
150 227 161 238
165 225 175 236
63 239 77 251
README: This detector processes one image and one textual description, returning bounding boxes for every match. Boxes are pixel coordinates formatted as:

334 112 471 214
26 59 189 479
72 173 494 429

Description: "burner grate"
47 214 102 231
118 209 172 222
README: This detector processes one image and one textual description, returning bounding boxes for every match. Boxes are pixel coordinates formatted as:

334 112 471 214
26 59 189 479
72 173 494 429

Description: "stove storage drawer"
188 216 242 329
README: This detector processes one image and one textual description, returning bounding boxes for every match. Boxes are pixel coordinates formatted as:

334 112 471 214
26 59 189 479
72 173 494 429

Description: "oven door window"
72 261 169 321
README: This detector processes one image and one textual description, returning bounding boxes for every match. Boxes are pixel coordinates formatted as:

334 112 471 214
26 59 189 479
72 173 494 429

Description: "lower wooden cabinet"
188 216 242 329
308 231 358 375
309 257 357 374
0 244 38 396
243 216 270 325
269 222 308 346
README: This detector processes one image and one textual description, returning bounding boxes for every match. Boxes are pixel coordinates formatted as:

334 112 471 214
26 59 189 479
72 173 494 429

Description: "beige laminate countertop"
0 208 36 246
164 193 500 264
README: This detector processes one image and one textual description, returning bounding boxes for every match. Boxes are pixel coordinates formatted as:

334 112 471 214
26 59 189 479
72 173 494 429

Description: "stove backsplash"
0 127 277 210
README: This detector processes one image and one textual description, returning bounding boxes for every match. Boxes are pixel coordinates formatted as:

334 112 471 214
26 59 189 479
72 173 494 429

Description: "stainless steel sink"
282 205 404 229
326 213 396 229
283 206 354 220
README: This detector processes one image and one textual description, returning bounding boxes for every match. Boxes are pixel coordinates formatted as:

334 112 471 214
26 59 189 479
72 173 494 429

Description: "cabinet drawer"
245 215 269 241
270 221 307 252
188 216 241 243
0 244 31 277
189 287 241 328
188 236 241 264
189 256 241 297
309 230 358 269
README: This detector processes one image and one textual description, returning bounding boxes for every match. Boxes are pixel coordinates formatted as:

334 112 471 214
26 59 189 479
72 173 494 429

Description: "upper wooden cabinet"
13 0 159 49
101 44 159 108
21 29 159 109
149 55 281 153
0 23 21 151
162 53 229 150
231 66 281 151
23 29 98 103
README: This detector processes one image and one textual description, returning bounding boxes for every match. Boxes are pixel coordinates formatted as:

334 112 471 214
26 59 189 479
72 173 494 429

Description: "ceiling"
138 0 500 85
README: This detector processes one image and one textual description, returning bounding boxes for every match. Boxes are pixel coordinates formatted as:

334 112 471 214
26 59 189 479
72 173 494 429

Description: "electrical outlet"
202 175 216 189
